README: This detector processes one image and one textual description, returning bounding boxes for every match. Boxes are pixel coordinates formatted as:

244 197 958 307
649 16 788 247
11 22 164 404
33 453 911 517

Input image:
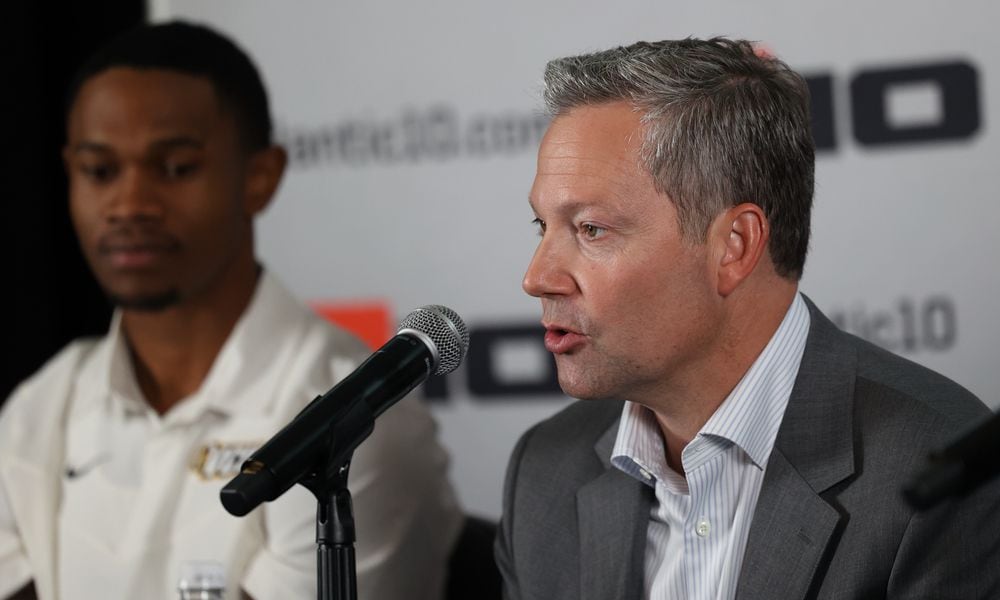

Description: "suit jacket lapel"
737 297 858 600
577 417 650 600
736 450 843 599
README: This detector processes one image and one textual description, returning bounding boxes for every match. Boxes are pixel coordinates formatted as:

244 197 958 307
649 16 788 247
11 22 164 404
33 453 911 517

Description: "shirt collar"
611 402 664 487
89 270 311 423
699 292 810 468
612 292 811 484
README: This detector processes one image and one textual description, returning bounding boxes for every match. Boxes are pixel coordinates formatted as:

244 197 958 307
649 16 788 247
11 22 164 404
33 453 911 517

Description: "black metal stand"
221 358 389 599
304 459 358 600
296 385 376 600
279 382 377 600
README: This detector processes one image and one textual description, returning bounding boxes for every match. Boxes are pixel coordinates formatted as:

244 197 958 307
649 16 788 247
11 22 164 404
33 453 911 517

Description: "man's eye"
79 163 116 183
581 223 606 239
531 217 546 235
163 161 199 179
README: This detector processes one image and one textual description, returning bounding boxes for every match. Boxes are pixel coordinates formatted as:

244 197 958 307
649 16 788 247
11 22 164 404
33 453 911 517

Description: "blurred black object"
1 2 142 406
446 515 502 600
903 409 1000 510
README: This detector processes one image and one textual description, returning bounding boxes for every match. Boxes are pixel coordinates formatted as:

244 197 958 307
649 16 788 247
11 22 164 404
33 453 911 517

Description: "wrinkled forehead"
542 102 645 159
531 102 660 212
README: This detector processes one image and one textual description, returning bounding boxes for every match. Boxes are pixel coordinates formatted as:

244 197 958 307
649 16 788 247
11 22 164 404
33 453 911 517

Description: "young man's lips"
103 245 172 269
543 327 587 354
97 229 180 270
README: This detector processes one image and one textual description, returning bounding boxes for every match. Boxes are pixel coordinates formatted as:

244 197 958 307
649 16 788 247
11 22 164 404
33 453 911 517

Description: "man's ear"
243 145 288 216
710 202 770 297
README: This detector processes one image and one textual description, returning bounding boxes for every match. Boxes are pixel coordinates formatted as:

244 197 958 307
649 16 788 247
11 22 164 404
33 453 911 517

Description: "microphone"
902 409 1000 510
220 304 469 517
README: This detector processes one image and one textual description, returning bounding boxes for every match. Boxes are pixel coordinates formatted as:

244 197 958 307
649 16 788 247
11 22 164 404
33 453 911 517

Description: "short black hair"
66 20 273 151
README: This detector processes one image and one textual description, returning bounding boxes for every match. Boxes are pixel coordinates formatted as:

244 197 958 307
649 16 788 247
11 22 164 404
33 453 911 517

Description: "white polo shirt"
0 272 462 600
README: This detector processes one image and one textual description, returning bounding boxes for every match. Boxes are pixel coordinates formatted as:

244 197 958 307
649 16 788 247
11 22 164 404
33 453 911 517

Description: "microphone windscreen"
398 305 469 376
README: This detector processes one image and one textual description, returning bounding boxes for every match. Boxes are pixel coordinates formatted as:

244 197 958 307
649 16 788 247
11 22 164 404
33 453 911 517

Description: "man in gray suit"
496 38 999 599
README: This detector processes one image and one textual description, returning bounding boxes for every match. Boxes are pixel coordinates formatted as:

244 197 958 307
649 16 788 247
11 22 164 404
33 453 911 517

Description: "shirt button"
638 468 652 481
695 519 711 538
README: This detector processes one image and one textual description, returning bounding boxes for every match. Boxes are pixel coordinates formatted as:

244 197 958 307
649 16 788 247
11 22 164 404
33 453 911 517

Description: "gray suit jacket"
495 298 1000 599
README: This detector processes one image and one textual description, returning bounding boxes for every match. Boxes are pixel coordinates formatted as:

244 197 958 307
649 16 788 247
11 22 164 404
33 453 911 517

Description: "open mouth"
543 326 586 354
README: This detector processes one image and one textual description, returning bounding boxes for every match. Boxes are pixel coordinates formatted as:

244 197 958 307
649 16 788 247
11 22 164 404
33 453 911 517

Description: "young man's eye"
79 163 117 183
531 217 546 235
163 161 199 179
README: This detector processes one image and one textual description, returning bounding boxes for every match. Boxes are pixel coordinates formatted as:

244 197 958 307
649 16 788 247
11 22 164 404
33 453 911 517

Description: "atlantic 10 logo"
805 60 980 150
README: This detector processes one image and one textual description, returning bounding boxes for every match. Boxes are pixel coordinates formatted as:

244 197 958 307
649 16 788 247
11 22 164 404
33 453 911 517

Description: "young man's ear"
711 202 770 297
243 145 288 216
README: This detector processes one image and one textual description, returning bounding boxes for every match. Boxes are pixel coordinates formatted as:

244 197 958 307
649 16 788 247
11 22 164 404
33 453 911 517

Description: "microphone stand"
297 392 376 600
220 306 468 599
301 460 357 600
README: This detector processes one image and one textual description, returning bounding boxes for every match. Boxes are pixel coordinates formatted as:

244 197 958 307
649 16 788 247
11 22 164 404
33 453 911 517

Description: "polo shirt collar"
83 270 310 423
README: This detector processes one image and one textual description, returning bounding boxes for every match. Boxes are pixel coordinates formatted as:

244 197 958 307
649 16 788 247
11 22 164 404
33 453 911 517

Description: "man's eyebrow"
149 136 205 151
69 141 112 155
528 197 595 217
69 136 205 155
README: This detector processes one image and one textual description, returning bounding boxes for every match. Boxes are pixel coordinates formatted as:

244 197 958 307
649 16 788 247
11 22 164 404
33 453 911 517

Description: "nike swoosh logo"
64 455 108 479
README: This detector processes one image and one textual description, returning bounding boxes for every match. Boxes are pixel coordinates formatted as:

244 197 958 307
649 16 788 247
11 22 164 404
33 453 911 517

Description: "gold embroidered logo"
190 441 262 480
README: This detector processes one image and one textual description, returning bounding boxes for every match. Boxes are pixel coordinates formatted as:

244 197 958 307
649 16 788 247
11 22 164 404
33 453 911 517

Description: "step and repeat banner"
154 0 999 517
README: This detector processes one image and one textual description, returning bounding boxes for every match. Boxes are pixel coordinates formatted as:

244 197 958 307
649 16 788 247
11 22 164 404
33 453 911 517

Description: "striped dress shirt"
611 293 810 600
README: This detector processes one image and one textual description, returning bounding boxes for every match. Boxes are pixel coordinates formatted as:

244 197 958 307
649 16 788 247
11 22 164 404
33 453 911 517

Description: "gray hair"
543 38 814 279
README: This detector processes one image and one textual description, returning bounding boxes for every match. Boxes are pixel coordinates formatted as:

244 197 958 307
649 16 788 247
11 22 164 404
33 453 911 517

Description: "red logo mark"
311 301 393 350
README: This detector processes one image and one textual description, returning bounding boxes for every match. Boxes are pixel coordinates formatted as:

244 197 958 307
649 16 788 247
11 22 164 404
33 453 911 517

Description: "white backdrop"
153 0 999 517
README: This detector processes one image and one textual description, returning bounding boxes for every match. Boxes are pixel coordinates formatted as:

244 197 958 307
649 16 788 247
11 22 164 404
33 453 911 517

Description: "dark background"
3 2 144 405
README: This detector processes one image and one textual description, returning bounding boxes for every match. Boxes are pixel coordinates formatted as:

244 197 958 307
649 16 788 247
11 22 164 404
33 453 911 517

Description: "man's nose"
522 236 575 298
106 167 163 221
